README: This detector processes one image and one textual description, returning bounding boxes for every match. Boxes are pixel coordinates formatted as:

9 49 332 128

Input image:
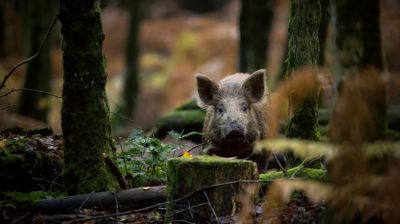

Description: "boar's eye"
241 104 248 113
217 105 225 115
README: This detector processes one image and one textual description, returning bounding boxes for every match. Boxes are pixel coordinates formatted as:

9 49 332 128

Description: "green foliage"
259 165 327 183
117 129 180 187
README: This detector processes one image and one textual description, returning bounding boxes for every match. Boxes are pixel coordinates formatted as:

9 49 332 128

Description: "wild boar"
196 69 271 169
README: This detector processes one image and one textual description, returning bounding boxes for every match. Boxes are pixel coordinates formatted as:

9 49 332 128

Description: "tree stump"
166 156 258 223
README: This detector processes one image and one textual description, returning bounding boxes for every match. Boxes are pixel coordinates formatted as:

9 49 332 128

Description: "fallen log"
31 186 166 213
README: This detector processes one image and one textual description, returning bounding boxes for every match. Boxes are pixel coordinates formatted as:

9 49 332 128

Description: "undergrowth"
117 129 201 187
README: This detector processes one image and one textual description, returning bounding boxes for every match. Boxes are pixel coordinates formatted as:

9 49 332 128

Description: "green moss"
0 136 63 192
157 110 205 126
1 191 62 207
259 166 327 183
166 156 257 222
152 109 205 142
175 100 200 111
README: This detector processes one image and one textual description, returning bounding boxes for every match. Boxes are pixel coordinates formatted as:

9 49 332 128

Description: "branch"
0 15 58 90
69 179 301 223
0 88 62 98
10 212 32 224
202 191 220 224
103 153 129 189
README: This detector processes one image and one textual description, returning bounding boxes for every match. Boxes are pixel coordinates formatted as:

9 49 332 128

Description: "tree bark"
318 0 329 66
238 0 274 73
17 0 55 122
333 0 383 78
59 0 116 194
113 0 142 128
330 0 385 143
285 0 321 140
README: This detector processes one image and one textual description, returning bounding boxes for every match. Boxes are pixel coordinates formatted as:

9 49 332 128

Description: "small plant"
117 129 200 187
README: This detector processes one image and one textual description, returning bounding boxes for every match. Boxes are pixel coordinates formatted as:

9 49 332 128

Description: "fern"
118 129 179 187
167 130 202 140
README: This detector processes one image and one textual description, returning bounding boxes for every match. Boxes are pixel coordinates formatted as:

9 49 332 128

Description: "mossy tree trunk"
238 0 274 73
59 0 116 195
17 0 55 122
285 0 321 140
112 0 143 128
330 0 385 142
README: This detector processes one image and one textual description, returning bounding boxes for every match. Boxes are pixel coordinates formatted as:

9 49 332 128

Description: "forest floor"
0 127 326 224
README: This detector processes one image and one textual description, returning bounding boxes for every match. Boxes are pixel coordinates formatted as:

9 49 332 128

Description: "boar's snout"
223 121 245 144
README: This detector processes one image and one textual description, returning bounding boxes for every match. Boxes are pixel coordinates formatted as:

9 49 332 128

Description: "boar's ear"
243 69 266 103
196 74 219 106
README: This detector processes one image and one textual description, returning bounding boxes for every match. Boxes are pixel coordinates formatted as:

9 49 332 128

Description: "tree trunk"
0 0 4 58
333 0 383 78
59 0 116 194
330 0 385 143
17 0 55 122
318 0 329 66
238 0 274 73
112 0 142 128
285 0 321 140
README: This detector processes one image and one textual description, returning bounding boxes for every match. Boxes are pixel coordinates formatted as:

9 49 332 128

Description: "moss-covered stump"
166 156 258 223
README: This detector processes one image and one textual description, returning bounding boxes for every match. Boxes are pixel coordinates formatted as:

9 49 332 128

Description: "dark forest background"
1 0 397 135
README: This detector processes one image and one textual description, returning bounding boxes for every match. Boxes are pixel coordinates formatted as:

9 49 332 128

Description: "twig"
290 156 322 178
114 192 120 224
70 178 298 223
0 16 58 90
187 200 194 219
0 88 62 98
187 144 202 153
103 153 129 189
31 177 64 188
273 154 288 177
177 144 202 157
78 191 95 211
172 202 208 215
117 139 129 175
49 172 63 192
202 191 220 224
11 212 31 224
290 165 304 178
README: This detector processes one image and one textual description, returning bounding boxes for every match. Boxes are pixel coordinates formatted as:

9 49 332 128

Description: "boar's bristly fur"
196 69 269 168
